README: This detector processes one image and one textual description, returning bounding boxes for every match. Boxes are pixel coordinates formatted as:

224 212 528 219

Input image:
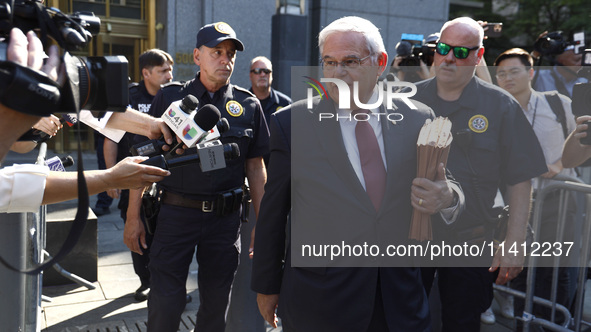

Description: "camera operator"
0 28 171 213
532 31 588 98
388 35 434 82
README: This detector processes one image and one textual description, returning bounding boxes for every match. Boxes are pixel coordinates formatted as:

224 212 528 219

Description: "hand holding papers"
409 117 453 241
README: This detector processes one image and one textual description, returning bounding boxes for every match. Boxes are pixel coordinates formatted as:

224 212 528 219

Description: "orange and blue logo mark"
303 76 328 99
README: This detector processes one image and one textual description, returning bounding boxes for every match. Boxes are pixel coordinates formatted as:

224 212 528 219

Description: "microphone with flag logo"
161 95 222 147
45 155 75 172
131 97 225 157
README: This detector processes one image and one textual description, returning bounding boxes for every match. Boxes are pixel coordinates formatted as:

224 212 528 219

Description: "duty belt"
161 191 215 212
160 188 244 216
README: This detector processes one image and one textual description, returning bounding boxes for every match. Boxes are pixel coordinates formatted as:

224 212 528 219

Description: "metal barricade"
0 144 94 331
494 175 591 332
0 145 46 331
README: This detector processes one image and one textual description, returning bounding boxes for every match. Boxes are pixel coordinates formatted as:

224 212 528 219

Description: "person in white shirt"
494 47 577 329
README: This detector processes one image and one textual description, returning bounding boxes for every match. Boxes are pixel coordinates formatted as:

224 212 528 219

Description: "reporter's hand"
478 20 489 40
8 29 43 69
105 156 170 190
147 118 186 155
33 115 62 137
8 28 63 84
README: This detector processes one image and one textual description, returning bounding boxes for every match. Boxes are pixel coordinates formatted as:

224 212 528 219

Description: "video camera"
395 33 428 67
533 31 585 57
395 33 438 68
0 0 128 115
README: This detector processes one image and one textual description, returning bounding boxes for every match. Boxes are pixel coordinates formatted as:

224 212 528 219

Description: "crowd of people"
3 11 591 332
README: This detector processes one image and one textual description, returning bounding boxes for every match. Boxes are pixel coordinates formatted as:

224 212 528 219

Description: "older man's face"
194 40 236 87
321 31 384 110
433 23 482 90
250 60 273 90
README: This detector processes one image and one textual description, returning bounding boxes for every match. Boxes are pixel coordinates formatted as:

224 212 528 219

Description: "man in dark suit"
251 16 464 331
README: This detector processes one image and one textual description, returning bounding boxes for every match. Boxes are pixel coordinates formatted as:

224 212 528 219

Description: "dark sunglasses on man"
435 42 480 59
250 68 272 75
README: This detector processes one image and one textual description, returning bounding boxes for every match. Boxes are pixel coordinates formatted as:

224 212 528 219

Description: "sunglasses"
250 68 272 75
435 42 480 59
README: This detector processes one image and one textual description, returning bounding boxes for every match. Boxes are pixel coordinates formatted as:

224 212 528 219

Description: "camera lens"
60 53 128 112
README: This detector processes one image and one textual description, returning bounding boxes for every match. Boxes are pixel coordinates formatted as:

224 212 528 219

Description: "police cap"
196 22 245 51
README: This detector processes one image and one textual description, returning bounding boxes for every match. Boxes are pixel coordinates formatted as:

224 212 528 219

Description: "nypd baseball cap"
196 22 245 51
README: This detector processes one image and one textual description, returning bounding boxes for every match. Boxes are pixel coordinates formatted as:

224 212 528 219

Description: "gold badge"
276 106 283 112
215 22 233 35
468 115 488 133
226 101 243 117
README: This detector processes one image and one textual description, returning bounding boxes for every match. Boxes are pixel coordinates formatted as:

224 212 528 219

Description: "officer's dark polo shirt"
414 76 547 234
116 81 154 162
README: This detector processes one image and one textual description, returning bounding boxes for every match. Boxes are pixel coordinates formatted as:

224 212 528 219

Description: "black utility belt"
161 188 243 216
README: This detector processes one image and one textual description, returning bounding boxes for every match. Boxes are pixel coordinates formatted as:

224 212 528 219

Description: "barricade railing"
494 174 591 332
0 143 94 331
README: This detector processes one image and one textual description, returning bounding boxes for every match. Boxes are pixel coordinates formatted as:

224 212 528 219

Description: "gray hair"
318 16 386 63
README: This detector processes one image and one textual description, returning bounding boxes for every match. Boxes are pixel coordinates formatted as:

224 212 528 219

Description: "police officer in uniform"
248 56 291 167
413 17 547 331
105 49 174 301
123 22 268 332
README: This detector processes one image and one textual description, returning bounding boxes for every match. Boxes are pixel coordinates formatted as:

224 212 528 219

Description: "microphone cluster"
134 94 239 172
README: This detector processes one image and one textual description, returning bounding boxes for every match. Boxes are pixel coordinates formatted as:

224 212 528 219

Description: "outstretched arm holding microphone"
0 28 170 213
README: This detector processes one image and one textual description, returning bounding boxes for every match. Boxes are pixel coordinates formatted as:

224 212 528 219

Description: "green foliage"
506 0 591 45
450 0 591 64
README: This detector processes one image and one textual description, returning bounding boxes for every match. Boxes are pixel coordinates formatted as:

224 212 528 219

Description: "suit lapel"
310 99 374 212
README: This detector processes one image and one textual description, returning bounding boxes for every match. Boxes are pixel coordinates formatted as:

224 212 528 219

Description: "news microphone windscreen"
180 95 200 113
62 156 75 168
194 104 222 131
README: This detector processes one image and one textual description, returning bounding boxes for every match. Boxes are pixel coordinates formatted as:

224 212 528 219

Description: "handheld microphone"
141 141 239 172
161 95 221 148
131 102 225 157
17 114 77 143
45 155 75 172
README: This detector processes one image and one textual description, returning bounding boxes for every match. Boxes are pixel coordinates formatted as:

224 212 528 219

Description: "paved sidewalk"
40 203 201 331
5 149 591 332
